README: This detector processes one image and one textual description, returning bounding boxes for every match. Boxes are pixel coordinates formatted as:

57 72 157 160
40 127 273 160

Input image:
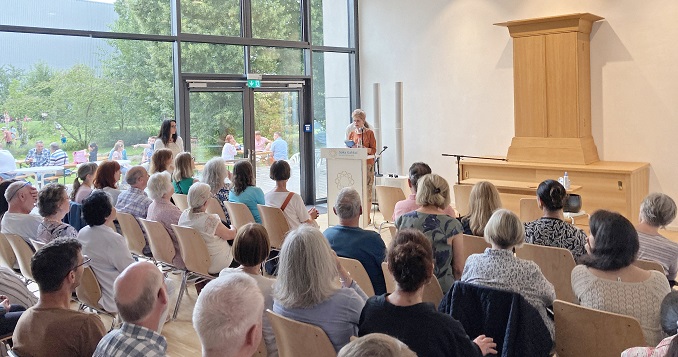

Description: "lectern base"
507 136 599 165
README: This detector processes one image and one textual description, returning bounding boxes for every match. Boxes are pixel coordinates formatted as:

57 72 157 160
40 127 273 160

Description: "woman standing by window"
154 119 184 159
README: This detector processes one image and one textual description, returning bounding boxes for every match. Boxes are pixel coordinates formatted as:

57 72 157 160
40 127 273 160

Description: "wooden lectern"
321 148 372 227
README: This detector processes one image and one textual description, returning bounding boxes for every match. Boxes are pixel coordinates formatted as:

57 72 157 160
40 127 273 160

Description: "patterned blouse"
36 220 78 244
462 248 556 339
214 186 231 226
524 217 587 260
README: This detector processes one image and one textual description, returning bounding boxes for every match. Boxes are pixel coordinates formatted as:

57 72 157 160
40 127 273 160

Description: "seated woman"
462 209 556 339
265 160 319 229
572 210 671 346
220 223 277 357
228 161 265 223
110 142 124 160
92 160 122 206
338 333 416 357
201 157 232 225
172 152 197 195
221 134 238 161
359 229 497 357
71 162 97 204
460 181 501 236
395 173 463 293
146 172 184 268
623 291 678 357
77 191 135 313
635 193 678 285
149 148 174 175
273 225 368 352
36 183 77 243
524 179 587 260
178 183 236 274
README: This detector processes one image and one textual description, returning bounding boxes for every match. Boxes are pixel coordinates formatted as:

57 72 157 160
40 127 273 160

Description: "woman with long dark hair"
154 119 184 158
228 161 265 223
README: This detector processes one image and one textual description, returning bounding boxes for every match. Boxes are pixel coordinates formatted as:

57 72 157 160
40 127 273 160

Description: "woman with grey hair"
338 333 416 357
636 193 678 285
461 209 556 340
146 172 184 268
200 157 232 225
178 183 236 274
36 183 77 243
273 225 368 352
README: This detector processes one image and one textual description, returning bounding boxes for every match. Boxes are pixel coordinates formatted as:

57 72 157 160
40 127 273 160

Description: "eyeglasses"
192 156 196 161
73 255 91 271
170 124 177 128
6 181 31 202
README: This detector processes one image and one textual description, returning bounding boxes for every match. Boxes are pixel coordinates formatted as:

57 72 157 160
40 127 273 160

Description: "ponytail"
70 177 81 201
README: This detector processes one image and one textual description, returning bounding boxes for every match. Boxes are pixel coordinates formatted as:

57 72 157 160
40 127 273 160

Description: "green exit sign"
247 79 261 88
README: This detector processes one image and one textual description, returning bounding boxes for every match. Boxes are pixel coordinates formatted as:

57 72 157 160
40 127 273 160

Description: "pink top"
392 194 457 221
255 136 270 151
147 198 185 268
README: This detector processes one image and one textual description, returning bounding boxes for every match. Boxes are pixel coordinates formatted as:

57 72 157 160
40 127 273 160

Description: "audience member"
0 294 26 337
324 187 386 295
154 119 184 159
48 142 68 166
269 131 288 162
460 181 501 236
0 179 18 227
110 141 125 160
147 172 184 268
94 261 169 357
273 225 368 352
201 157 232 225
228 161 265 223
36 183 77 243
254 131 270 152
338 333 416 357
265 160 319 229
572 210 671 345
359 229 497 357
0 266 38 308
179 183 235 274
88 142 99 162
393 162 456 220
93 160 122 205
524 179 587 260
71 162 97 204
1 181 41 246
221 135 238 161
25 140 49 167
172 152 197 194
461 209 556 339
78 191 135 312
193 273 264 357
622 291 678 357
12 238 106 357
149 148 174 174
635 193 678 284
395 174 463 292
0 145 16 180
116 166 152 219
220 223 277 357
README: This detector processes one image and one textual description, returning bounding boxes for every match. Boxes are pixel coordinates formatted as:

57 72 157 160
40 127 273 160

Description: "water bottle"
563 172 570 189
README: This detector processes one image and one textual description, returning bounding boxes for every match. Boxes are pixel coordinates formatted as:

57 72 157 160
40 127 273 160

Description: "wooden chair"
519 198 542 222
224 201 256 230
388 226 397 238
75 266 117 330
0 233 17 269
4 234 35 282
452 184 473 217
266 310 336 357
172 193 189 211
459 234 490 268
338 257 375 296
382 261 443 305
375 185 405 232
381 262 396 294
206 197 228 222
257 205 290 249
554 299 645 357
171 224 215 320
515 243 577 303
116 212 148 259
29 239 45 251
633 258 664 273
139 219 177 269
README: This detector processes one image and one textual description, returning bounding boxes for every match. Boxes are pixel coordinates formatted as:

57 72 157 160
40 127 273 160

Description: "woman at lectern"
347 109 377 212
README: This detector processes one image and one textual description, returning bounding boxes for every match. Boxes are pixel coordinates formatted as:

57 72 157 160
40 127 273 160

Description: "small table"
14 165 65 188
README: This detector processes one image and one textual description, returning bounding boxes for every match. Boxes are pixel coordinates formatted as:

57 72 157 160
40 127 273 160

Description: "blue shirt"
324 225 387 295
108 149 128 160
25 148 50 167
270 137 288 161
228 186 265 223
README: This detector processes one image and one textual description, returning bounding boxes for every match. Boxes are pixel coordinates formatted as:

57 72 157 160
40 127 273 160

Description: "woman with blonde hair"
395 173 463 293
71 162 97 203
273 225 368 352
201 157 232 224
172 152 197 194
460 181 501 236
149 148 174 174
347 109 376 216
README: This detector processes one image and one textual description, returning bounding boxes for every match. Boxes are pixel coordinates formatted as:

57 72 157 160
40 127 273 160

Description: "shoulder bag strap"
280 192 295 212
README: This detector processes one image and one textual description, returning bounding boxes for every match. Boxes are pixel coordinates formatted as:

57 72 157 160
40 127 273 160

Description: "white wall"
359 0 678 228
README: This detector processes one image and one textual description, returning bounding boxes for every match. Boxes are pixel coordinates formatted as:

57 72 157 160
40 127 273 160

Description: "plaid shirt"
25 148 50 167
115 187 152 219
94 322 167 357
48 149 68 166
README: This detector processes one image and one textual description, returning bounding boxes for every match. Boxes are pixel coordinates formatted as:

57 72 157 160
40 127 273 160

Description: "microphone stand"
374 146 388 178
441 154 507 184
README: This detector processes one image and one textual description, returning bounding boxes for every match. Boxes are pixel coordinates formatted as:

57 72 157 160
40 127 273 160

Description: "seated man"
94 261 169 357
25 140 50 168
324 187 387 295
268 132 288 163
1 181 41 246
48 142 69 166
0 144 17 180
393 162 457 220
193 273 264 357
115 166 152 219
254 131 270 152
13 238 106 357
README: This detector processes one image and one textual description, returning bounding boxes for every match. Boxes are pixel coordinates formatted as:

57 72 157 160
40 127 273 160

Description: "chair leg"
172 270 188 320
378 221 386 233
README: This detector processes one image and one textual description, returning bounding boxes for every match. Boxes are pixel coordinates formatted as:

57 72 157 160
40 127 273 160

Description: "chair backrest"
139 219 176 266
375 185 406 223
171 224 211 275
172 193 189 211
4 234 34 281
224 201 256 230
452 184 473 217
116 211 146 257
257 204 290 249
422 276 444 306
381 262 396 294
29 239 45 251
75 266 104 310
388 226 397 238
266 310 336 357
515 243 577 303
519 198 542 222
633 258 665 273
0 233 17 269
553 299 646 357
206 198 228 222
459 234 491 268
338 257 375 296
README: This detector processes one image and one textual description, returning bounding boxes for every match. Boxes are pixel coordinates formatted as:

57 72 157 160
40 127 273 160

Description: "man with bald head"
94 261 169 357
115 166 152 219
0 181 41 246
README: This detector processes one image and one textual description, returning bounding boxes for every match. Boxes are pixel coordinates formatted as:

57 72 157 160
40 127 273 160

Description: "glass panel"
0 0 171 35
180 0 241 37
250 46 304 75
311 0 349 47
251 0 302 41
0 32 173 165
189 92 244 164
312 51 351 200
181 43 245 74
253 91 300 194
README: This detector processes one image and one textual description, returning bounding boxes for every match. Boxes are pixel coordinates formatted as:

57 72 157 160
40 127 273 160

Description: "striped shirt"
48 149 68 166
637 231 678 281
0 267 38 308
94 322 167 357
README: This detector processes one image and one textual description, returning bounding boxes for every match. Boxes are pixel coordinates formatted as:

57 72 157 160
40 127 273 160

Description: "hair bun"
434 187 441 194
